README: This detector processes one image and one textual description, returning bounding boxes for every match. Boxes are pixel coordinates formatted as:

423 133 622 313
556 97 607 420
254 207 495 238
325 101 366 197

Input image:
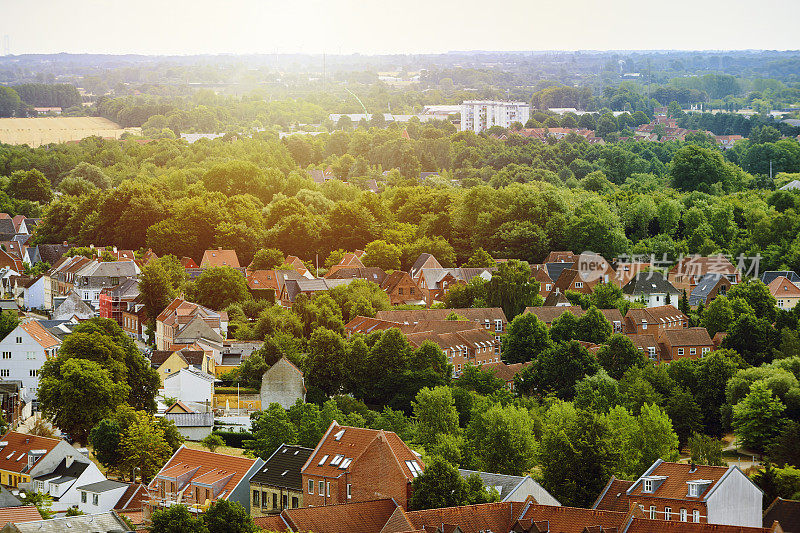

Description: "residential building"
301 421 423 510
768 276 800 310
668 255 741 293
623 305 688 336
0 431 78 489
75 480 131 515
151 348 215 385
524 306 624 333
476 360 531 390
762 497 800 532
51 291 95 321
200 248 240 269
379 271 424 306
97 278 139 327
0 512 131 533
121 301 147 341
760 271 800 286
71 259 140 310
326 267 386 285
0 507 40 527
622 272 682 308
531 264 555 298
16 276 46 311
279 278 353 306
32 455 107 513
594 459 763 527
613 262 652 287
260 357 305 410
375 308 508 337
147 446 263 517
246 269 304 302
457 469 560 505
417 267 495 304
324 253 366 278
249 444 313 517
628 334 660 362
406 325 501 374
657 328 715 362
163 402 214 441
161 367 215 405
0 320 60 400
688 273 732 307
460 100 530 132
409 253 442 280
155 297 226 351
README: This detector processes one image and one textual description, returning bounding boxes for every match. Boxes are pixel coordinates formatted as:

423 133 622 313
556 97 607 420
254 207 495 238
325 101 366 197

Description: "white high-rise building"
460 100 530 132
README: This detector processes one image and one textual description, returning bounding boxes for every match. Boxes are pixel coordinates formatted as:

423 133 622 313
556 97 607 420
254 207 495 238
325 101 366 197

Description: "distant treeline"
12 83 82 109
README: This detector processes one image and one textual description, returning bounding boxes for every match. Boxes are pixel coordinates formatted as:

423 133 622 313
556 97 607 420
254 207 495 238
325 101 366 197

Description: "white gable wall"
706 467 762 527
0 325 58 398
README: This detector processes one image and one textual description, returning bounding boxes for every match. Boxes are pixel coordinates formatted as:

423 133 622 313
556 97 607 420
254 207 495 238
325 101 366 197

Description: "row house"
623 305 688 337
375 307 508 339
658 328 714 362
97 278 139 326
594 459 762 528
155 297 227 352
43 255 91 311
406 325 501 374
147 446 263 517
622 272 682 308
0 320 60 400
0 431 79 489
247 269 305 303
301 422 423 510
477 360 532 390
249 444 313 518
279 278 354 306
668 255 741 293
379 271 424 306
121 299 147 341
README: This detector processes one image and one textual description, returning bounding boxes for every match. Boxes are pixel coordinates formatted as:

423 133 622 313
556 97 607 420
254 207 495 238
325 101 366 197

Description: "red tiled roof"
302 422 421 481
200 248 240 269
254 498 400 533
0 506 42 525
149 446 257 501
181 256 199 269
768 276 800 298
592 476 634 512
625 518 770 532
628 461 730 501
658 327 713 347
406 501 525 533
19 321 60 349
519 503 627 532
0 431 61 474
114 483 148 511
247 270 280 292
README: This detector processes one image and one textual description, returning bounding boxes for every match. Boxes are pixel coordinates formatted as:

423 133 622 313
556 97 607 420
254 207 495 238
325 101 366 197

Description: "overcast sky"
2 0 799 55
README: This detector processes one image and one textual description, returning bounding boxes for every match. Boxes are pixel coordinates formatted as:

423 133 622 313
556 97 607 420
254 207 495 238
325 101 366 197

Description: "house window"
92 493 98 506
1 352 9 359
308 480 313 494
29 369 37 377
690 348 696 355
575 282 583 289
665 507 671 520
15 337 21 344
398 288 403 296
272 493 277 509
252 490 259 507
702 347 710 355
692 510 700 522
677 348 684 356
26 351 35 360
81 492 86 503
318 481 324 495
642 322 647 330
648 347 656 359
688 483 698 497
495 320 502 332
292 496 298 508
0 370 8 377
546 284 552 291
649 506 656 519
680 509 687 522
326 481 330 497
347 484 351 499
643 479 653 492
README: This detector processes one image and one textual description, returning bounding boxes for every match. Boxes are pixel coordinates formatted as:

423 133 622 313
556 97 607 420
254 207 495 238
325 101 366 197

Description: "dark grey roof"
544 262 574 282
622 272 680 296
12 235 30 246
37 244 72 265
326 267 387 284
688 273 725 306
410 253 441 278
0 220 15 235
249 444 313 491
0 485 22 507
34 458 89 482
221 354 242 366
761 271 800 285
77 480 128 493
0 301 19 311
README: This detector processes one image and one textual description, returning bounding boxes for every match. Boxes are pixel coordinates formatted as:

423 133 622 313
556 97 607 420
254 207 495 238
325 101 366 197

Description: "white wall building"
460 101 530 132
161 367 215 404
0 320 60 400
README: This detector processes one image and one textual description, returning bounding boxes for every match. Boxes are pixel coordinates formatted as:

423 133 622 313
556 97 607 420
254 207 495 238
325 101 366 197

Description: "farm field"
0 116 140 147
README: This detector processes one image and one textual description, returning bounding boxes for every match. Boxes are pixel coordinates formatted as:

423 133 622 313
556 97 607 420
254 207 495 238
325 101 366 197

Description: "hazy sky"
2 0 799 55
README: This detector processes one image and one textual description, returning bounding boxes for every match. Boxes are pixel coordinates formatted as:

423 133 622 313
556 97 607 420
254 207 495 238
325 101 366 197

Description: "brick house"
155 297 227 351
375 308 507 338
301 422 423 510
594 459 763 527
409 253 443 280
200 248 240 269
379 271 423 305
249 444 313 517
98 279 139 327
668 255 741 293
623 305 688 337
524 306 623 333
657 328 714 362
324 253 366 278
530 264 555 299
688 274 732 307
416 267 495 304
407 326 501 374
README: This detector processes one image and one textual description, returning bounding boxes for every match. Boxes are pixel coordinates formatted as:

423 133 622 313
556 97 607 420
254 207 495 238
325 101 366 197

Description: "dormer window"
643 479 653 492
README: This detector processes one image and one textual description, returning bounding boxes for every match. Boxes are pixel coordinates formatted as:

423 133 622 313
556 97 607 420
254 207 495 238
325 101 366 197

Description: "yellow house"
769 276 800 310
0 431 71 488
152 348 215 385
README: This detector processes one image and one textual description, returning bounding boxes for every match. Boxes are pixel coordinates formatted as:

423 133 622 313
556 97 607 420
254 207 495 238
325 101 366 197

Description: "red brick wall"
634 496 707 523
349 436 412 509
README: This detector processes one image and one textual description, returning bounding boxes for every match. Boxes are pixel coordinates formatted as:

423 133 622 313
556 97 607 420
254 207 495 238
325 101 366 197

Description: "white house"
622 272 682 308
75 480 130 514
0 320 60 399
458 469 560 506
31 455 107 513
20 276 46 311
161 367 215 404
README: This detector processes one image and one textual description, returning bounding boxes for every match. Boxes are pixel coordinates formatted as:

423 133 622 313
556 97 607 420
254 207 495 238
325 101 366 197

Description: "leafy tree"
150 505 208 533
8 169 52 203
464 403 537 475
463 248 495 268
409 456 497 511
695 351 741 436
245 403 299 459
139 255 185 327
723 314 780 366
485 259 540 320
190 266 251 310
202 500 257 533
200 434 225 453
38 358 129 444
305 327 348 397
670 144 734 192
516 341 600 400
501 312 551 364
769 421 800 467
362 240 402 271
630 403 680 475
68 162 111 189
596 334 646 380
575 306 612 344
18 491 53 519
89 419 122 470
689 433 725 466
700 296 736 337
119 410 173 482
456 365 505 395
0 311 19 341
665 387 703 448
249 248 284 270
727 280 778 323
412 386 459 448
58 176 97 196
549 311 579 344
732 381 786 453
574 370 620 413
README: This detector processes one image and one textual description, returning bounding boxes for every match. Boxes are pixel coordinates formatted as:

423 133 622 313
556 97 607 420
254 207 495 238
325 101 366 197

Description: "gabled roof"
200 248 240 269
761 271 800 285
34 457 89 484
478 361 531 383
379 270 415 293
669 254 740 277
688 274 731 306
768 276 800 298
627 460 732 501
36 244 72 265
249 444 313 491
659 327 713 347
114 483 148 511
543 292 570 306
406 501 526 533
18 321 60 349
149 446 257 500
328 267 387 284
344 316 412 336
763 497 800 532
0 506 41 526
254 498 400 533
625 305 687 326
627 334 658 352
544 262 574 282
544 251 577 263
410 253 443 279
181 256 199 269
622 272 680 296
302 421 422 481
519 503 627 533
282 278 354 303
592 476 635 512
0 432 61 475
4 511 130 532
375 308 506 324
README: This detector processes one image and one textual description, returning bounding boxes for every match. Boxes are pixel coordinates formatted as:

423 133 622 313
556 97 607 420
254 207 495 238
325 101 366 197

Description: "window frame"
308 479 314 494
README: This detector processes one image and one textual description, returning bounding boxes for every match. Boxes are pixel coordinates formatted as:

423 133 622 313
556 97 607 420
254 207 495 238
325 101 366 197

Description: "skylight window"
339 458 352 469
405 460 423 477
334 429 345 441
330 455 344 466
318 455 329 466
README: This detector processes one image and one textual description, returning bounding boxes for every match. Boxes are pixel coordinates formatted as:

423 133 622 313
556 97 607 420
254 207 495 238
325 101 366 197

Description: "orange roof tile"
625 518 770 532
592 476 635 512
19 321 60 349
0 431 61 474
0 506 42 525
254 498 400 533
628 461 730 501
768 276 800 298
200 248 240 269
519 503 627 532
149 447 256 502
407 501 525 533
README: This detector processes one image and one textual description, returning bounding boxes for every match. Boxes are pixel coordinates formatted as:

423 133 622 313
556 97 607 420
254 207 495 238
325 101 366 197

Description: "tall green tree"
412 386 459 448
501 312 551 364
244 403 299 459
190 266 250 310
485 259 540 320
732 381 786 453
409 457 497 511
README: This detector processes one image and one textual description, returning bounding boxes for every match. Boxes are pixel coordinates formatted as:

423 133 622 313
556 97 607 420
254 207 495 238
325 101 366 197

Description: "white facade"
35 459 107 513
22 277 47 310
460 100 530 132
161 367 215 404
0 323 60 399
706 467 763 527
76 480 129 514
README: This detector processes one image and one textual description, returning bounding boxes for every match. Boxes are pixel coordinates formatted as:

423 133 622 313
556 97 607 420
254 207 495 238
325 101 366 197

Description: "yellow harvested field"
0 117 141 147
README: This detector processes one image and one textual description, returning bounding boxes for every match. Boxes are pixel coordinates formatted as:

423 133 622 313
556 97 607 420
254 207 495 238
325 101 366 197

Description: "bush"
211 430 254 448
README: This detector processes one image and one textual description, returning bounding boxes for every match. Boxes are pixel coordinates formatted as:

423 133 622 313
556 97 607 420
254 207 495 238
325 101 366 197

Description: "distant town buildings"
461 101 530 132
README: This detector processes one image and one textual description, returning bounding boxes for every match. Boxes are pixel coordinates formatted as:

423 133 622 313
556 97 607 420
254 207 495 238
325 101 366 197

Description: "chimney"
689 461 697 473
66 455 74 468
